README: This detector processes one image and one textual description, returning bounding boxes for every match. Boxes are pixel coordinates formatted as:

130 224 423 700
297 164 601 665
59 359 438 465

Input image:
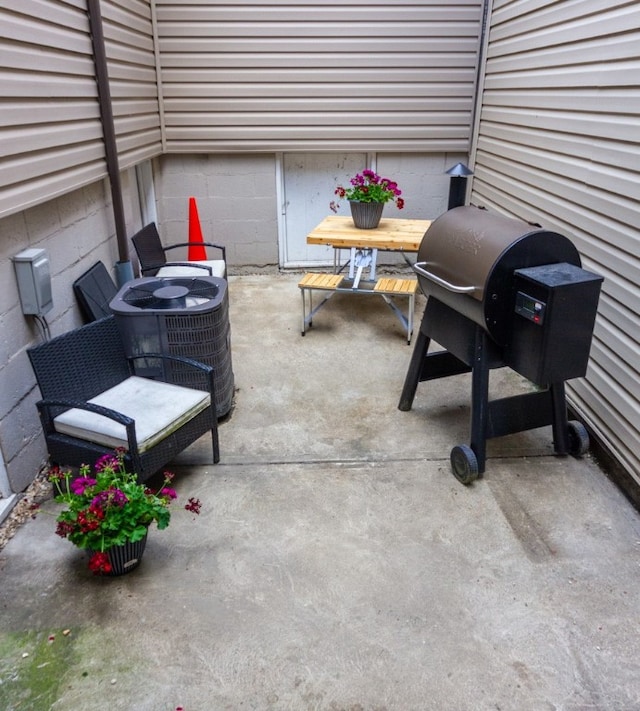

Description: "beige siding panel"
159 38 479 54
486 36 639 73
475 120 639 173
0 143 106 187
0 72 98 98
489 1 637 46
474 142 639 229
481 89 640 115
163 97 472 113
2 3 91 50
0 0 161 217
0 42 94 75
0 1 106 217
161 43 480 67
155 0 484 152
572 358 639 477
0 100 98 128
100 0 161 171
471 1 640 485
0 122 103 158
0 164 107 217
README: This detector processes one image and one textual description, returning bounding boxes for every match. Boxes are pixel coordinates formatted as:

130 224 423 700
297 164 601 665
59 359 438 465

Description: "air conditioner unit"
110 276 234 418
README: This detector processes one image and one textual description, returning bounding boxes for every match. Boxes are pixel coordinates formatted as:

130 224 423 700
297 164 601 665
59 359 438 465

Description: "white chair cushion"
54 376 211 453
157 260 226 278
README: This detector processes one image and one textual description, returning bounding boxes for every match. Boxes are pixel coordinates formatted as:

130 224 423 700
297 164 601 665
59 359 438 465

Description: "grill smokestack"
445 163 473 210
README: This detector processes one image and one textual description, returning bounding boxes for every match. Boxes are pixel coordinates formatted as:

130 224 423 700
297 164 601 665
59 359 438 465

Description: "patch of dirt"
0 468 53 552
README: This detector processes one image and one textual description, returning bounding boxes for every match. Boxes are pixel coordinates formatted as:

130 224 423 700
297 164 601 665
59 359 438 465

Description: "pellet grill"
399 205 603 484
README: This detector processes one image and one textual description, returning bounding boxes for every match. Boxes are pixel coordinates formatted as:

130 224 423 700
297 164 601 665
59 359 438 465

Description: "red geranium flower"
185 497 202 515
88 551 112 575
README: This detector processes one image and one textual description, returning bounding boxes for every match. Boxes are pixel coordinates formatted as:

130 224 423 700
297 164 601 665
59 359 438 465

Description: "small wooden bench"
298 272 418 344
298 272 344 292
374 277 418 297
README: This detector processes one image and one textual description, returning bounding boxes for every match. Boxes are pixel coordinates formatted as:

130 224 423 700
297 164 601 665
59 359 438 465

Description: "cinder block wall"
153 154 280 268
376 153 466 220
152 152 465 270
0 173 140 493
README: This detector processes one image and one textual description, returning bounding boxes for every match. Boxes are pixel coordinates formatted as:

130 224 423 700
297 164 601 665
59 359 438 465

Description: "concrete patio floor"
1 273 640 710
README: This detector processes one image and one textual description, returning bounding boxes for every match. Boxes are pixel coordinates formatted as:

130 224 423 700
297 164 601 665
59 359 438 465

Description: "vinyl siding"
100 0 162 168
0 0 161 219
155 0 484 152
1 0 481 217
470 0 640 484
0 0 105 217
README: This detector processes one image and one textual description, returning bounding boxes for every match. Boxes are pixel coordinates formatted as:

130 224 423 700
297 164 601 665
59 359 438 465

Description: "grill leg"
398 329 430 410
550 381 570 455
469 326 490 474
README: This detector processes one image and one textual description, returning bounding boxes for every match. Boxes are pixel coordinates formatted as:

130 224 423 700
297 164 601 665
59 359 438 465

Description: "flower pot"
349 201 384 229
89 533 148 576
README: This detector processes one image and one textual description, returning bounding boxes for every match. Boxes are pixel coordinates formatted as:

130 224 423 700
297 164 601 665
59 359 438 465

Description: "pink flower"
91 488 128 509
331 170 405 211
70 477 97 495
94 454 119 472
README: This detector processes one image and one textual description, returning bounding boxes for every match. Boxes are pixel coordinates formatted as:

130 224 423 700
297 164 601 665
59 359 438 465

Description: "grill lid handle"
413 262 477 294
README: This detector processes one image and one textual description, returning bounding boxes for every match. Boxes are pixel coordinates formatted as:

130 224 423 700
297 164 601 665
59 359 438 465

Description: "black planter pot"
349 200 384 229
89 533 148 576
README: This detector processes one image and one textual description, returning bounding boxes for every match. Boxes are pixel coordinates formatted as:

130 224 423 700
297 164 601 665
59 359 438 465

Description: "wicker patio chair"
132 222 227 279
27 316 220 481
72 261 119 322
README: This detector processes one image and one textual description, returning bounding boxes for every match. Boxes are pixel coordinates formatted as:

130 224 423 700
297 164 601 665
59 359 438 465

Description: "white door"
280 153 367 268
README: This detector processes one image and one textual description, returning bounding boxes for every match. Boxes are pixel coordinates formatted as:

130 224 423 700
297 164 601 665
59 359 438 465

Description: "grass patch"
0 628 77 710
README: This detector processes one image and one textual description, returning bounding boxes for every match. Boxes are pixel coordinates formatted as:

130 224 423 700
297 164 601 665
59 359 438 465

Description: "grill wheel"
567 421 590 456
450 444 479 485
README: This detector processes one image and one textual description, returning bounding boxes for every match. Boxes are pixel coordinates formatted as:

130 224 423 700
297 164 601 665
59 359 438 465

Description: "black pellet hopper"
399 205 603 484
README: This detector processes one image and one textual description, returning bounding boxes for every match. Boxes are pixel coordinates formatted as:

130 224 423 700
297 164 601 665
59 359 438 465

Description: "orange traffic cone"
188 197 207 261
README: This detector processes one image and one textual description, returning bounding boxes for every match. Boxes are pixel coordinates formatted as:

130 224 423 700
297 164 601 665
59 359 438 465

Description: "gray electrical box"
13 248 53 316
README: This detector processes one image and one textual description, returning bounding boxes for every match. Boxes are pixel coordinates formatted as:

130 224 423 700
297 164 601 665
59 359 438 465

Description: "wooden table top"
306 215 432 252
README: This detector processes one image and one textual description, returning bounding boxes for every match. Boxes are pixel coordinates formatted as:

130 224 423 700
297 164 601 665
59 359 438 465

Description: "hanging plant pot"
88 533 148 576
349 201 384 229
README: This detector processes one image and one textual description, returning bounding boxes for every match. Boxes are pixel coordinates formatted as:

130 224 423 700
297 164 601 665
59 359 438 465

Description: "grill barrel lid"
415 206 581 344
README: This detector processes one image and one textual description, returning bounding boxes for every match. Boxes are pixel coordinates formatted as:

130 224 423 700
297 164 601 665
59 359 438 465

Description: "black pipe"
87 0 129 268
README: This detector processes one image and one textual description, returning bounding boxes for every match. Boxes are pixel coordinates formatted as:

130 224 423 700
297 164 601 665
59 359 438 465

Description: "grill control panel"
515 291 546 325
507 262 603 385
